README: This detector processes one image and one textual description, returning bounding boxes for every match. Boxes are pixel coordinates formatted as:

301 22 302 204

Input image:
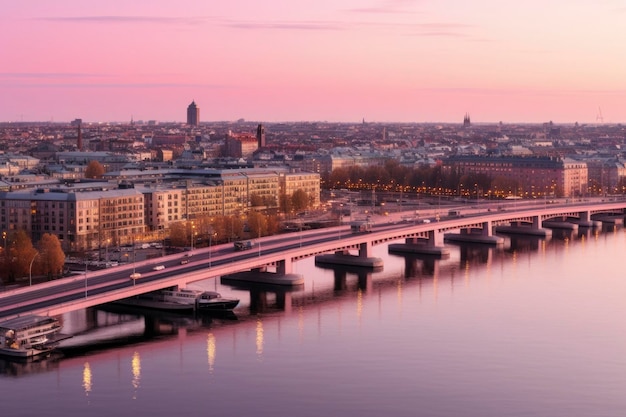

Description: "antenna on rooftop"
596 106 604 123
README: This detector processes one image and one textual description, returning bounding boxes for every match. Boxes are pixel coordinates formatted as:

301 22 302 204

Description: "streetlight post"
84 256 88 298
29 252 39 286
208 228 215 268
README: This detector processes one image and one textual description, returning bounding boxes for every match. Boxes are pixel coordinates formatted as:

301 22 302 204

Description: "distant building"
463 113 471 128
445 155 588 197
257 124 266 148
186 101 199 126
224 132 258 159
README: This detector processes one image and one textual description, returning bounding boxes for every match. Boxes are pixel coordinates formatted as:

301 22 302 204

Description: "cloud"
0 72 105 79
36 16 208 26
400 23 474 38
224 20 346 31
0 81 232 89
37 15 344 31
345 0 421 14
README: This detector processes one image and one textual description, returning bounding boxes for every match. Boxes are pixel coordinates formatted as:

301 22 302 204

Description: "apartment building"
445 155 588 197
0 167 320 251
0 188 145 252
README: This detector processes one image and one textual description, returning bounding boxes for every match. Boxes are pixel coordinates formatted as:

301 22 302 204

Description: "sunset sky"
2 0 625 124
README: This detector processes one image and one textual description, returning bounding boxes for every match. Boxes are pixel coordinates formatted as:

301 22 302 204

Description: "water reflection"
1 222 622 381
82 362 92 397
206 333 216 372
255 319 264 359
131 351 141 399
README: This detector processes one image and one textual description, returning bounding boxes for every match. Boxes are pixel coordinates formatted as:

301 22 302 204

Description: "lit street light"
208 228 216 267
105 238 110 264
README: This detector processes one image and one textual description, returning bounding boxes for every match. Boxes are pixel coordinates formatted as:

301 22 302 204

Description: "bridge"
1 199 625 320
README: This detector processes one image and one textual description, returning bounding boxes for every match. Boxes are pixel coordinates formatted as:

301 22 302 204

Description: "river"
1 225 625 417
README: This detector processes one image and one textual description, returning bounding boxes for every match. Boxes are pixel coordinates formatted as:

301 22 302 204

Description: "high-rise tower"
256 123 266 148
187 101 199 126
463 113 471 128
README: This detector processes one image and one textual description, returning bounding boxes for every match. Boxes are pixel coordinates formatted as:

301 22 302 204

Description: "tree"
291 189 309 213
247 212 268 238
168 222 188 247
279 193 293 214
2 230 37 283
249 193 264 207
37 233 65 279
266 214 281 236
85 160 105 179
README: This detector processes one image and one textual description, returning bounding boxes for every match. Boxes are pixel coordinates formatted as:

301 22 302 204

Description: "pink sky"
2 0 625 124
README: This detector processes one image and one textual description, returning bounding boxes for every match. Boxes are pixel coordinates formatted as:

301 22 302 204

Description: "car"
180 259 189 265
153 265 165 271
130 272 142 280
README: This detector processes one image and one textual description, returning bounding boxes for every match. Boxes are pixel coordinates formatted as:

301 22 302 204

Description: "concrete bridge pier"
276 258 292 275
507 235 545 253
401 255 439 278
387 231 450 257
334 269 348 291
314 241 383 269
332 269 373 292
275 292 292 313
445 221 504 245
222 259 304 287
249 290 269 312
459 244 493 266
495 216 552 237
570 210 600 227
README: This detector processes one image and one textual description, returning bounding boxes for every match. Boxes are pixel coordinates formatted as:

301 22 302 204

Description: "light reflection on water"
0 228 625 417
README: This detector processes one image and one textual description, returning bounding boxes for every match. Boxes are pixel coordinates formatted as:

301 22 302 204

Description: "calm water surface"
1 227 625 417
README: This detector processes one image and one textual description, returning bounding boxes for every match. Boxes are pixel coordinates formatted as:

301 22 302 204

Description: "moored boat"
114 288 239 312
0 315 69 358
197 291 240 311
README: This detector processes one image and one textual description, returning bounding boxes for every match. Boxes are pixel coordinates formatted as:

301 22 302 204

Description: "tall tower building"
256 123 266 148
187 101 200 126
463 113 471 128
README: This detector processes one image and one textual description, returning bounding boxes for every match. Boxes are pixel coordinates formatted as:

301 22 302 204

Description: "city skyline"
2 0 626 124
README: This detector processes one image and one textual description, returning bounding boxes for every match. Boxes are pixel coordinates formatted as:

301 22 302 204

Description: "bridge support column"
275 292 292 313
276 258 292 275
359 242 371 258
427 230 444 247
357 271 373 292
573 210 599 227
532 215 541 229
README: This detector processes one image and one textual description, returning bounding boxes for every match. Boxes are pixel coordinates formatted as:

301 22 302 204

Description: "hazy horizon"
3 1 625 124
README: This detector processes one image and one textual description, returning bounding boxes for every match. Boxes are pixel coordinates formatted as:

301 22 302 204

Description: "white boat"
0 315 68 358
115 288 239 312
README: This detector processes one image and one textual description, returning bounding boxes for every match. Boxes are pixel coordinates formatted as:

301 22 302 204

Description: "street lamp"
208 228 216 267
29 252 39 286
